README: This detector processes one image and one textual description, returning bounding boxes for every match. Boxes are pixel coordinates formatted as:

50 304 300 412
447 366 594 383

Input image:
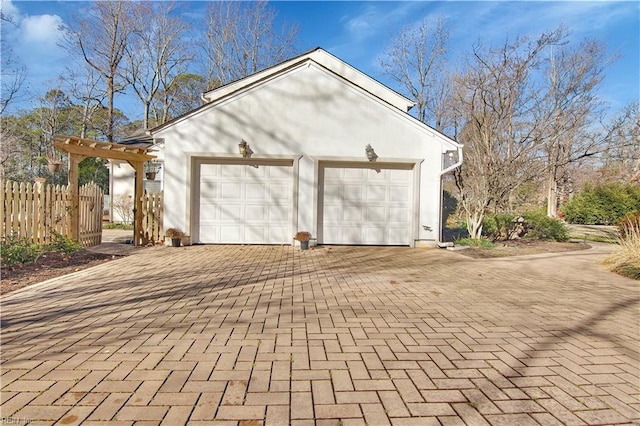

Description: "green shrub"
483 213 517 240
1 232 82 268
455 237 496 248
482 210 568 242
46 232 82 254
522 210 569 241
1 235 44 268
562 183 640 225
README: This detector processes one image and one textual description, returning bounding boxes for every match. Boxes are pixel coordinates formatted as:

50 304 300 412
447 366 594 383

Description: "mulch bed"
459 239 591 259
1 250 123 295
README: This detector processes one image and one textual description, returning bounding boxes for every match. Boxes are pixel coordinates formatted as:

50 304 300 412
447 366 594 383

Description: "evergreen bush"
562 183 640 225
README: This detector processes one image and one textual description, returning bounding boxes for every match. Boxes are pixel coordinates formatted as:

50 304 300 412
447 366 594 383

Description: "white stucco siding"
155 62 458 244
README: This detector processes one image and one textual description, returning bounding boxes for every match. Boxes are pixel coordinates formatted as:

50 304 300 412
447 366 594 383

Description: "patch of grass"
455 237 496 249
103 222 134 230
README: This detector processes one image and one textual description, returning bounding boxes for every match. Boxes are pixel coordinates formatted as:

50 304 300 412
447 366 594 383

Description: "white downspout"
440 144 464 176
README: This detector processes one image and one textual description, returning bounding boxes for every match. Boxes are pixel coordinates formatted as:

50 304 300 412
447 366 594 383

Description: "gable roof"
201 48 415 112
149 47 460 151
150 48 418 135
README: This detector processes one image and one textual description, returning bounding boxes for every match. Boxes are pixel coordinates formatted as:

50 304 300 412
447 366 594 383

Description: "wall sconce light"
238 139 253 158
365 144 378 162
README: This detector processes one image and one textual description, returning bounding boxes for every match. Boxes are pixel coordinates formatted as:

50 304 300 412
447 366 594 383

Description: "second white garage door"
198 162 292 244
321 164 414 245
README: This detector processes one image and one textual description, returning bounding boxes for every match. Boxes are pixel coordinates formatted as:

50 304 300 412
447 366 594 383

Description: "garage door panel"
343 207 363 221
199 163 292 244
268 226 289 242
344 168 364 179
389 207 409 222
390 187 409 201
365 227 384 244
343 186 364 201
322 165 413 245
387 227 409 244
245 183 266 200
324 205 341 221
324 184 342 201
219 204 242 221
221 166 242 178
366 206 386 222
367 170 386 180
220 226 242 242
245 205 267 221
343 227 362 242
366 185 386 201
269 166 291 179
268 205 288 221
201 164 219 177
244 226 266 242
269 184 290 199
221 182 242 199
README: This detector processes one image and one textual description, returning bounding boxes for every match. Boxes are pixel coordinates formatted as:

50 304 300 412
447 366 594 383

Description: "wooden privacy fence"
1 181 103 247
141 191 164 244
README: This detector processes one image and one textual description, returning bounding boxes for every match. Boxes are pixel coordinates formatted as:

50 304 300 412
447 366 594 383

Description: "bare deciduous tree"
536 37 612 217
452 29 566 238
379 17 449 129
152 73 205 124
1 12 27 116
201 0 299 88
61 0 138 142
62 66 106 139
124 2 193 128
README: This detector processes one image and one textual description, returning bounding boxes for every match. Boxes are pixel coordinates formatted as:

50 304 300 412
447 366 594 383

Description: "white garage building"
147 48 461 246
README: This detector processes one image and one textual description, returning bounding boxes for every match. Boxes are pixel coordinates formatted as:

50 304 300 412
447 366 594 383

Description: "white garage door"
198 162 292 244
322 165 413 245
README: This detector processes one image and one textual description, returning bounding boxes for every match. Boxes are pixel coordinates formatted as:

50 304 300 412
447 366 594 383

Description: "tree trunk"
466 211 484 239
143 101 150 129
547 167 558 218
106 76 114 143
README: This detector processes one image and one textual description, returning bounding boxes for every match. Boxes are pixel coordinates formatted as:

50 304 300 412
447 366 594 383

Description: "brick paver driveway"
1 244 638 425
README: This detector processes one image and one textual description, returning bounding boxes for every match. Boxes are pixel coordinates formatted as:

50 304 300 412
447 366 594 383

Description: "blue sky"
2 1 638 122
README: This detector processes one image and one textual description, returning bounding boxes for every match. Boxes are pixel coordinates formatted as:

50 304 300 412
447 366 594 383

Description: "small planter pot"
146 172 157 180
48 163 61 173
171 238 181 247
300 240 309 250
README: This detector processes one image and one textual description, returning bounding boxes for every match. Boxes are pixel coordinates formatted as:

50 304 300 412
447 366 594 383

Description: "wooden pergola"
52 135 156 247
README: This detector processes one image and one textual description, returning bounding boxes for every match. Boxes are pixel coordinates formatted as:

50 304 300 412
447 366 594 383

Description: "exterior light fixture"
239 139 253 158
365 144 378 162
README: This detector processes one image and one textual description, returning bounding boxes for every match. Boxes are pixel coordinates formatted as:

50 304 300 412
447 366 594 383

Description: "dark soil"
459 239 591 259
1 250 123 295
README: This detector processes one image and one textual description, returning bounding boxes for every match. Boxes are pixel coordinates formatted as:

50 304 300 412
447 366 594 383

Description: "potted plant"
47 149 62 173
165 228 185 247
294 231 311 250
145 160 161 180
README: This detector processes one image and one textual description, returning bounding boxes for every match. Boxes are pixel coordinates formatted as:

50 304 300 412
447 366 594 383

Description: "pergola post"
130 161 145 247
67 153 86 241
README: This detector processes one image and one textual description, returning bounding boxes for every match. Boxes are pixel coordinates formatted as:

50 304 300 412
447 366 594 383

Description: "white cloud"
21 14 64 45
0 0 20 22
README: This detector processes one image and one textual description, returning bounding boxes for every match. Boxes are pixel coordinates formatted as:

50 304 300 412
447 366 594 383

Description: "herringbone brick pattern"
1 244 638 425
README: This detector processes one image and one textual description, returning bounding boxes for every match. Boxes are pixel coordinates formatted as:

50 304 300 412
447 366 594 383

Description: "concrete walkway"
1 244 638 425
